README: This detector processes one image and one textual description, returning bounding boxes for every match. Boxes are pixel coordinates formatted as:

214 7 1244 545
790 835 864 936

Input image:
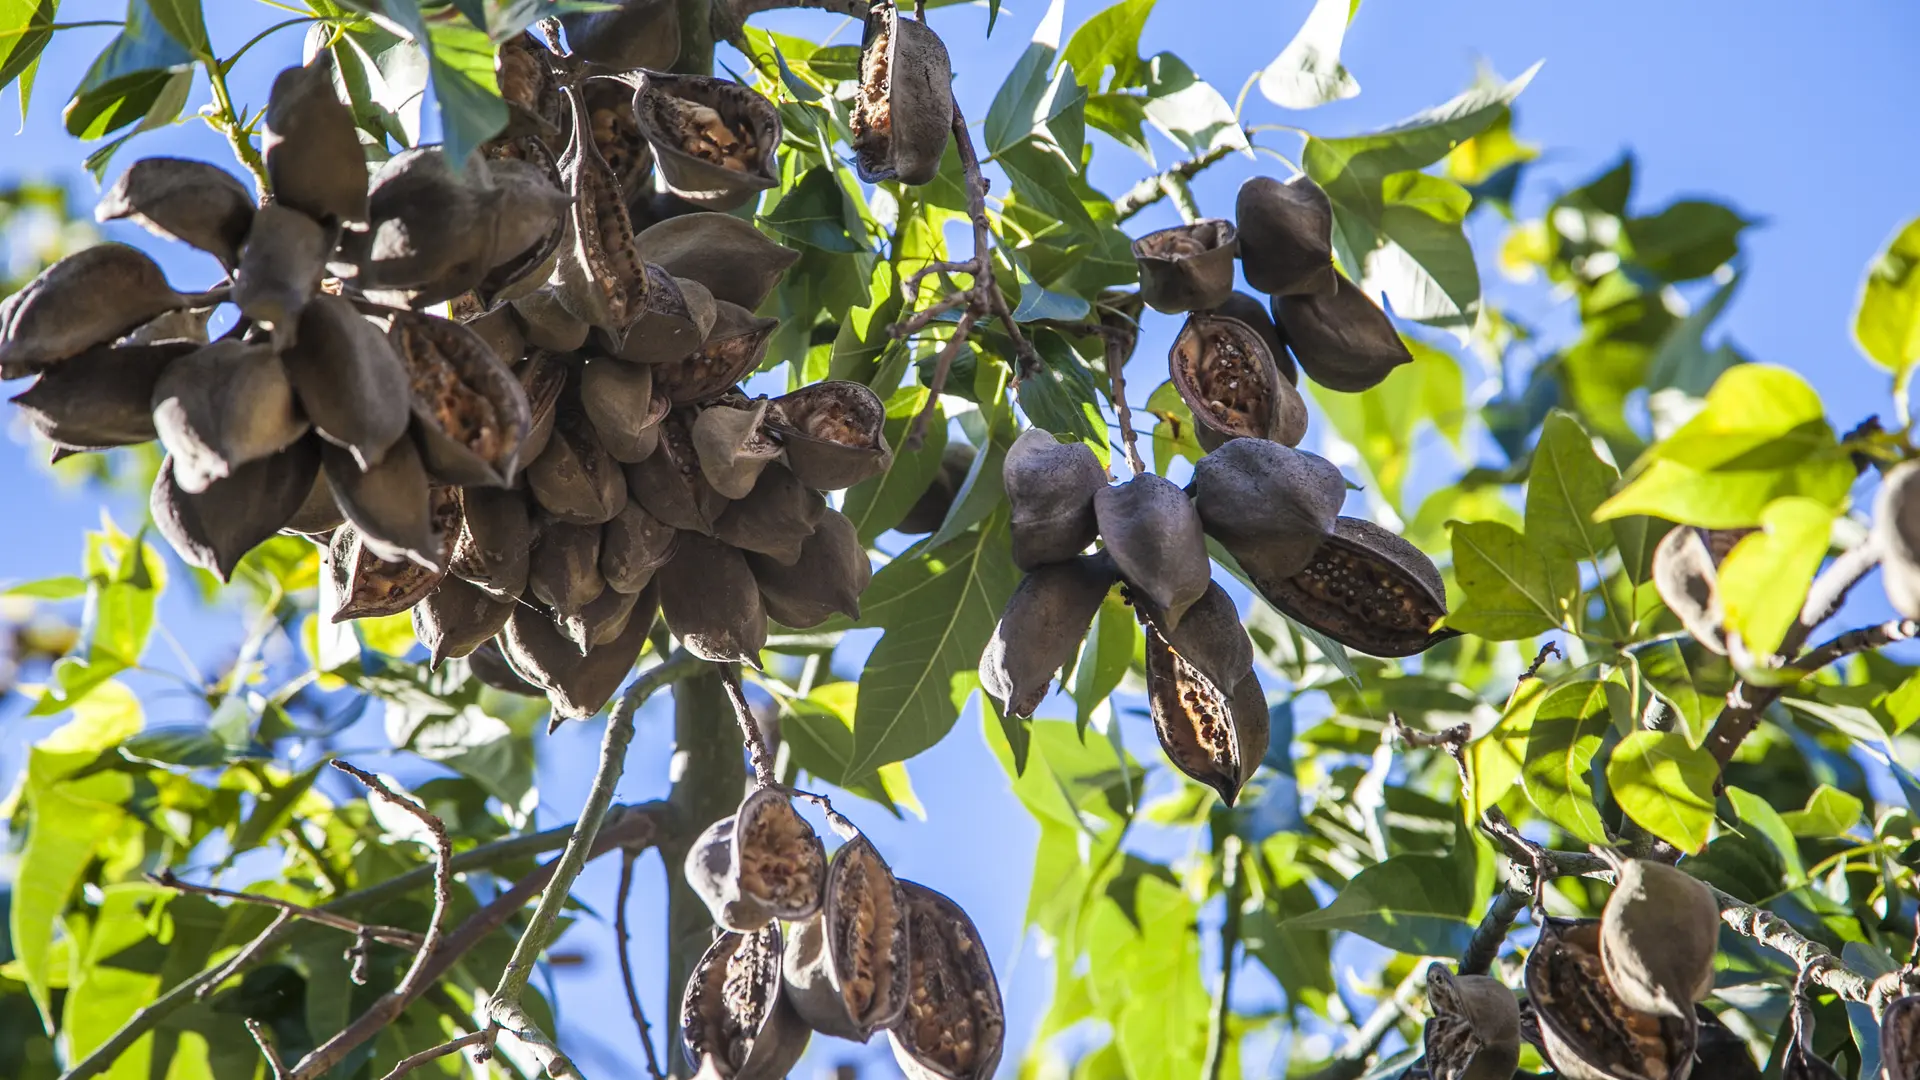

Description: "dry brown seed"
627 409 732 533
262 59 370 226
1599 856 1720 1020
1425 964 1522 1080
528 517 606 617
768 380 892 491
634 71 782 210
686 788 827 932
784 833 911 1042
151 340 307 494
581 358 669 463
748 509 868 629
282 295 413 470
694 398 785 499
1171 311 1307 451
659 533 767 664
1192 438 1345 581
1877 460 1920 622
97 157 255 268
151 440 320 582
603 267 715 365
1526 918 1697 1080
1274 270 1415 393
412 574 515 667
550 83 647 332
510 287 592 352
391 310 531 487
515 353 569 465
898 441 976 535
494 32 555 116
528 407 627 525
1236 174 1334 298
851 2 954 187
885 881 1004 1080
332 489 459 621
1256 516 1453 658
715 465 825 566
1094 474 1211 631
636 213 800 310
1003 429 1107 571
1145 627 1254 804
557 585 640 652
681 925 811 1080
1651 526 1728 655
600 501 679 594
1134 219 1239 314
560 0 682 71
10 342 190 450
469 639 545 697
979 553 1116 718
0 243 187 376
450 485 534 599
1215 290 1298 384
322 438 440 569
655 300 777 406
580 75 654 195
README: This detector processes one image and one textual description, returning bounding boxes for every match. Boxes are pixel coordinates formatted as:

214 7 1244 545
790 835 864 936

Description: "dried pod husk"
1140 580 1252 702
1526 918 1697 1080
470 639 544 697
659 533 766 664
1145 626 1256 804
783 833 911 1042
694 398 785 499
851 2 954 186
233 202 331 338
97 157 255 268
601 501 678 594
887 881 1004 1080
476 155 572 297
681 926 811 1080
551 84 647 332
151 441 320 581
581 357 670 463
0 243 188 376
1236 174 1334 298
1887 998 1920 1080
655 300 777 406
1599 856 1720 1019
1003 429 1106 571
1094 474 1210 631
283 295 413 470
511 287 593 352
515 353 569 465
528 517 606 617
560 0 682 71
1134 219 1239 314
500 586 656 718
322 439 440 569
686 788 827 933
281 471 346 536
558 585 640 652
1257 517 1452 658
462 303 529 368
979 553 1116 718
392 311 531 487
580 76 655 196
898 441 976 535
1875 460 1920 622
715 466 825 566
748 510 868 629
528 408 627 525
357 148 491 304
768 381 891 491
450 486 534 599
604 267 715 365
1171 312 1307 451
627 410 732 533
412 574 516 666
1225 671 1269 793
1425 964 1522 1080
262 59 371 226
332 489 459 620
494 32 563 126
635 72 782 210
10 342 190 449
1192 438 1345 581
636 213 799 310
1215 290 1298 384
1274 270 1415 393
151 340 308 494
122 306 213 348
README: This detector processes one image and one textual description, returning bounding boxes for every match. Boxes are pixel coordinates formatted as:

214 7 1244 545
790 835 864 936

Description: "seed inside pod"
627 409 733 534
681 925 811 1080
1273 270 1415 393
332 488 459 622
1133 219 1240 314
1255 516 1452 658
637 213 800 311
550 83 647 332
0 242 188 376
768 381 892 491
658 532 767 665
1525 918 1697 1080
1170 311 1307 450
412 574 516 667
97 157 256 268
687 788 827 932
1094 473 1211 631
392 311 530 487
979 552 1116 719
151 441 321 582
1425 963 1523 1080
783 834 911 1041
716 465 825 567
747 509 868 629
1214 290 1298 385
1145 624 1250 804
850 1 954 187
1235 174 1335 298
1192 438 1345 582
283 295 413 471
261 58 371 226
886 881 1004 1080
1002 428 1107 571
1598 855 1720 1020
584 75 653 193
654 300 777 406
528 406 628 526
10 341 191 451
494 31 553 115
634 71 782 210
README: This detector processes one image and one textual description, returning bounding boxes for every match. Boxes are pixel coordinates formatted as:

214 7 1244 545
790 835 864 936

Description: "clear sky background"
2 2 1918 1078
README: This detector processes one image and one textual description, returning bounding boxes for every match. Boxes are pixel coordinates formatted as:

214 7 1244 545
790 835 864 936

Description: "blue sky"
3 1 1918 1077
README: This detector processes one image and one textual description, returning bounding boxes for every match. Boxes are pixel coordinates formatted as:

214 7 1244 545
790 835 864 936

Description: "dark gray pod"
851 1 954 187
768 381 892 491
550 84 646 333
233 202 330 339
1257 516 1453 658
449 485 534 599
653 299 777 406
10 342 190 450
636 213 799 310
885 882 1006 1080
1192 438 1345 582
468 639 545 697
511 287 592 352
514 353 569 465
151 441 320 582
602 267 715 366
461 304 528 369
1003 428 1107 571
1651 527 1728 655
1145 626 1255 804
748 510 869 629
781 833 911 1042
1142 580 1252 702
1171 312 1307 451
475 154 572 302
625 410 731 533
280 470 346 536
97 157 255 268
1133 219 1239 314
330 489 458 620
527 408 628 525
681 925 812 1080
715 465 825 566
1598 855 1720 1020
600 501 679 594
558 585 640 652
151 339 308 494
528 517 606 617
1273 270 1414 393
501 585 656 719
694 398 784 500
282 295 412 470
412 575 515 666
1425 963 1523 1080
634 71 782 211
1883 998 1920 1080
0 243 187 376
261 59 370 226
659 532 767 664
581 357 669 463
321 439 440 570
1236 174 1334 298
559 0 681 71
685 787 827 933
392 311 532 487
1094 474 1210 631
358 148 490 305
979 553 1116 718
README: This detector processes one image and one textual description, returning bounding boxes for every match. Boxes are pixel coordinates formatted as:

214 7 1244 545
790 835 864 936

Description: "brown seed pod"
768 381 892 491
686 787 828 932
681 925 811 1080
603 268 716 366
1225 670 1269 792
283 295 413 470
979 553 1116 718
262 59 370 226
851 1 954 186
1214 290 1298 385
1003 429 1106 571
151 441 320 582
392 311 531 487
550 84 647 332
1134 219 1240 314
1425 964 1523 1080
151 340 308 494
1526 918 1697 1080
412 574 516 667
515 353 569 465
494 31 563 124
1887 998 1920 1080
1256 516 1452 658
1273 270 1415 393
626 410 732 533
601 500 679 594
560 0 682 71
280 470 347 536
500 586 656 718
783 833 912 1042
634 72 782 210
322 438 442 569
1876 460 1920 622
461 303 529 369
529 517 607 617
470 638 544 696
1192 438 1345 581
1141 580 1253 702
356 148 491 304
511 287 593 352
528 407 628 525
659 532 767 664
1145 626 1259 804
886 881 1004 1080
1171 311 1307 451
715 465 826 566
450 485 534 599
636 213 799 311
558 585 641 652
1651 526 1730 654
1094 474 1211 631
97 157 255 268
748 509 869 629
581 358 670 463
476 153 573 307
10 342 190 450
694 398 786 500
0 242 188 377
898 441 977 535
121 306 213 349
233 202 330 338
1236 174 1334 298
1598 854 1720 1020
655 300 778 406
332 489 459 621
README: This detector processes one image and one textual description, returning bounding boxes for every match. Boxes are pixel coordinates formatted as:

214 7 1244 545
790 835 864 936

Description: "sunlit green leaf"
1631 639 1719 748
1287 847 1480 956
1780 785 1865 838
1520 679 1613 845
1715 497 1834 658
1442 519 1579 639
1259 0 1359 109
1607 730 1716 853
1857 215 1920 378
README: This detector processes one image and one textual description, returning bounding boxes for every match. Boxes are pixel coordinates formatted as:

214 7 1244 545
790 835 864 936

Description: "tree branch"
664 670 745 1077
245 1019 291 1080
376 1031 492 1080
1114 146 1235 223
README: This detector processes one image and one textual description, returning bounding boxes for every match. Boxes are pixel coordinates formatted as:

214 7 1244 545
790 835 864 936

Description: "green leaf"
1058 0 1154 92
0 0 61 101
1857 215 1920 377
1072 590 1135 733
64 2 193 142
984 32 1085 166
1305 62 1538 191
1624 200 1749 282
379 0 506 165
1648 273 1741 396
61 882 170 1073
1780 785 1865 838
1085 871 1211 1080
1715 497 1834 658
1321 160 1478 326
1631 639 1720 748
1442 519 1580 639
119 726 233 768
783 682 922 817
4 575 88 599
1259 0 1359 109
1607 730 1717 854
142 0 205 58
997 139 1098 236
843 392 946 543
762 166 866 253
1524 410 1619 562
1726 786 1804 883
1139 52 1247 158
1145 379 1201 474
1287 848 1480 956
1520 680 1614 845
1017 332 1108 456
1309 337 1463 508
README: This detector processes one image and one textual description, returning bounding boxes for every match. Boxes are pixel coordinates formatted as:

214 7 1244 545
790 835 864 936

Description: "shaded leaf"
1443 519 1579 639
1287 848 1479 956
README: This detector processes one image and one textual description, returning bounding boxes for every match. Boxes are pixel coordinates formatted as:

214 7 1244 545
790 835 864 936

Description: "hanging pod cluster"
681 794 1003 1079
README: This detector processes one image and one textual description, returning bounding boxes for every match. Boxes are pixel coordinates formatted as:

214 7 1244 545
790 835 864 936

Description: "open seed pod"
899 441 976 535
1881 997 1920 1080
412 574 516 667
1172 312 1307 451
637 213 799 310
579 75 654 195
1134 220 1239 314
233 202 330 338
450 485 534 599
1875 460 1920 622
0 242 188 377
1140 580 1253 701
283 295 413 470
1425 964 1522 1080
887 881 1004 1080
475 153 572 306
98 157 256 269
979 553 1116 718
688 398 781 499
494 32 564 132
1192 438 1345 581
1257 516 1452 658
748 509 869 629
1145 625 1261 804
655 301 777 405
627 410 731 533
528 407 628 525
123 306 213 349
1094 474 1211 631
1526 918 1697 1080
603 268 716 365
151 440 320 581
10 342 191 451
262 59 369 226
516 353 569 464
551 84 647 332
1225 672 1269 793
512 287 592 352
528 517 606 618
558 585 643 652
1274 270 1415 393
1599 854 1720 1019
560 0 681 71
659 532 767 664
768 381 891 491
392 311 531 487
1003 429 1107 571
601 501 679 594
1236 174 1334 298
634 72 782 210
783 833 911 1041
357 148 490 303
687 787 827 932
716 465 825 566
322 439 441 569
681 925 811 1080
1215 290 1298 384
151 340 307 494
332 490 459 620
850 1 954 186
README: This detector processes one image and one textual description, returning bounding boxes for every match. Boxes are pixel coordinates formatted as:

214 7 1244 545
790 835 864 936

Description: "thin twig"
1159 173 1201 223
720 664 777 787
1460 889 1528 977
246 1019 290 1080
147 869 424 949
376 1031 492 1080
195 909 294 1001
615 852 667 1080
907 311 977 450
1114 146 1236 222
1300 968 1424 1080
786 786 861 840
1796 619 1920 672
1095 297 1146 475
327 761 455 998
